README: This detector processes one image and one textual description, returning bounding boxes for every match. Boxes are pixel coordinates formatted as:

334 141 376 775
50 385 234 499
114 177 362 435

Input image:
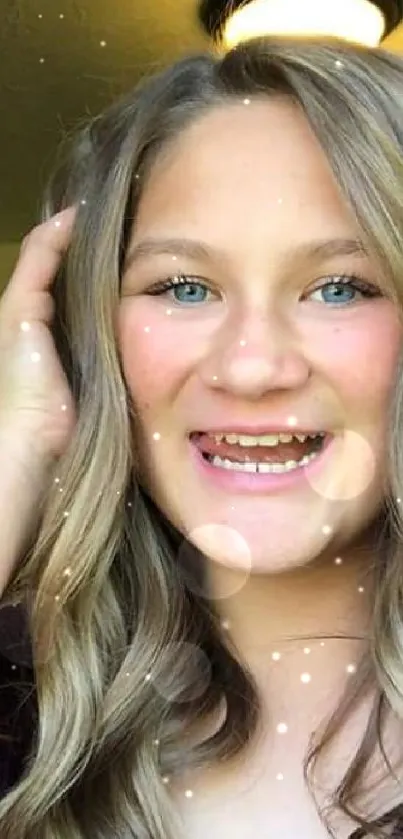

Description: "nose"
199 308 311 400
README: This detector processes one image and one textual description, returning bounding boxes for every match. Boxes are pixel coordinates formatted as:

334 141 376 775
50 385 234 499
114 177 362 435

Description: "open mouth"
189 431 329 474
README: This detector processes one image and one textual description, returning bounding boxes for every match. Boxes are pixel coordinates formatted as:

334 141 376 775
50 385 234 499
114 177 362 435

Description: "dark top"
0 605 403 836
0 603 37 796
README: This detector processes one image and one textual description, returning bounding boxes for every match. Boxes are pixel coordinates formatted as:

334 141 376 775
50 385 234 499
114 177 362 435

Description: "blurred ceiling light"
198 0 403 49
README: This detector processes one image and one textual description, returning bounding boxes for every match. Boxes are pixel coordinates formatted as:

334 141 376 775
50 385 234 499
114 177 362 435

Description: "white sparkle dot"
63 511 69 517
335 60 344 68
243 98 251 105
162 776 170 784
20 321 31 331
278 198 283 204
212 375 218 381
54 220 61 227
134 173 140 180
303 647 311 654
320 642 325 647
153 738 160 746
272 651 281 661
80 199 87 205
144 326 150 332
59 13 64 18
145 673 151 681
153 432 161 441
100 40 107 46
300 672 311 683
221 620 231 630
63 568 71 577
287 416 298 427
30 352 41 363
38 13 43 17
334 557 343 565
127 502 132 507
322 524 332 535
39 57 45 63
165 309 173 316
125 672 130 677
276 772 284 780
54 477 60 484
240 340 247 346
55 595 60 602
11 664 17 671
397 498 401 504
172 256 178 261
185 789 194 798
358 586 364 593
346 664 356 674
276 722 288 734
59 487 63 493
61 404 67 411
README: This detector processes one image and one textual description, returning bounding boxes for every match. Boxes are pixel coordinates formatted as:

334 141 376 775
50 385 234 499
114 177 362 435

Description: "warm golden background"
1 1 402 288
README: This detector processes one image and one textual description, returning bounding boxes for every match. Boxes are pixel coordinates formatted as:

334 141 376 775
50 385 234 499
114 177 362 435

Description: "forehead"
133 100 357 241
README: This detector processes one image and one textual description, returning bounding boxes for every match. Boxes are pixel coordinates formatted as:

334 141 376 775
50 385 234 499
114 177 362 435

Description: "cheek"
117 304 192 412
318 312 402 415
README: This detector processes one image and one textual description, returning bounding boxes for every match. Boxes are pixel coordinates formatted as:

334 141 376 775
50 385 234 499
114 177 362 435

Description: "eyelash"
146 272 381 306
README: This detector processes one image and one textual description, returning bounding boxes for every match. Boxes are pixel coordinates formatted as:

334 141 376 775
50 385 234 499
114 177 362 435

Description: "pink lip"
189 433 334 495
189 425 330 437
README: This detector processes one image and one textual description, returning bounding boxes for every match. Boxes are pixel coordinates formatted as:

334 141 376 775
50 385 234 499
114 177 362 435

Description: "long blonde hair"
1 35 403 838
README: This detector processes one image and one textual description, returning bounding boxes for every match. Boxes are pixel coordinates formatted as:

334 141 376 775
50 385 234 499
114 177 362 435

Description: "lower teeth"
206 449 321 473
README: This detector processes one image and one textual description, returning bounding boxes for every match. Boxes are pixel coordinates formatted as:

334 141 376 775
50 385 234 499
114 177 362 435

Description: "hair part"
1 35 403 838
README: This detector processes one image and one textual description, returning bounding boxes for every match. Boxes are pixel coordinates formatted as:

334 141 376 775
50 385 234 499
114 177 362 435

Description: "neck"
205 530 377 737
174 530 388 819
210 544 374 650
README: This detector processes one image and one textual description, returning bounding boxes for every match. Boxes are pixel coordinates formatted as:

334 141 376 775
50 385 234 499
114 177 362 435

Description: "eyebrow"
124 235 369 271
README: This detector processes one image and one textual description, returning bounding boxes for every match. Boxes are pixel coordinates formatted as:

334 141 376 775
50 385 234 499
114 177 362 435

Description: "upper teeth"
208 432 325 447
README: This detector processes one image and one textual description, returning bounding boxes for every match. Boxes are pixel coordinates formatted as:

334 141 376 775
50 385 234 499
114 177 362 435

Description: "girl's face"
118 99 402 574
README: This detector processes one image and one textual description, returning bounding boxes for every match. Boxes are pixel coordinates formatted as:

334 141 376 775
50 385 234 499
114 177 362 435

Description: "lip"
189 432 335 495
189 426 329 438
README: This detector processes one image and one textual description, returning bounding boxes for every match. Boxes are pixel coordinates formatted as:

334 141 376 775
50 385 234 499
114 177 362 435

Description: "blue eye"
308 274 380 305
146 273 380 306
147 275 212 305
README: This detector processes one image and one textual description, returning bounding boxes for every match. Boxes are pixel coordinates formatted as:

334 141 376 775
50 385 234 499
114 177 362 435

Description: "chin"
182 517 335 577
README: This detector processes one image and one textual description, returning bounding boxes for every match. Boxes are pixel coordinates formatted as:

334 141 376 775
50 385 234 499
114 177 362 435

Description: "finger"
3 206 77 303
